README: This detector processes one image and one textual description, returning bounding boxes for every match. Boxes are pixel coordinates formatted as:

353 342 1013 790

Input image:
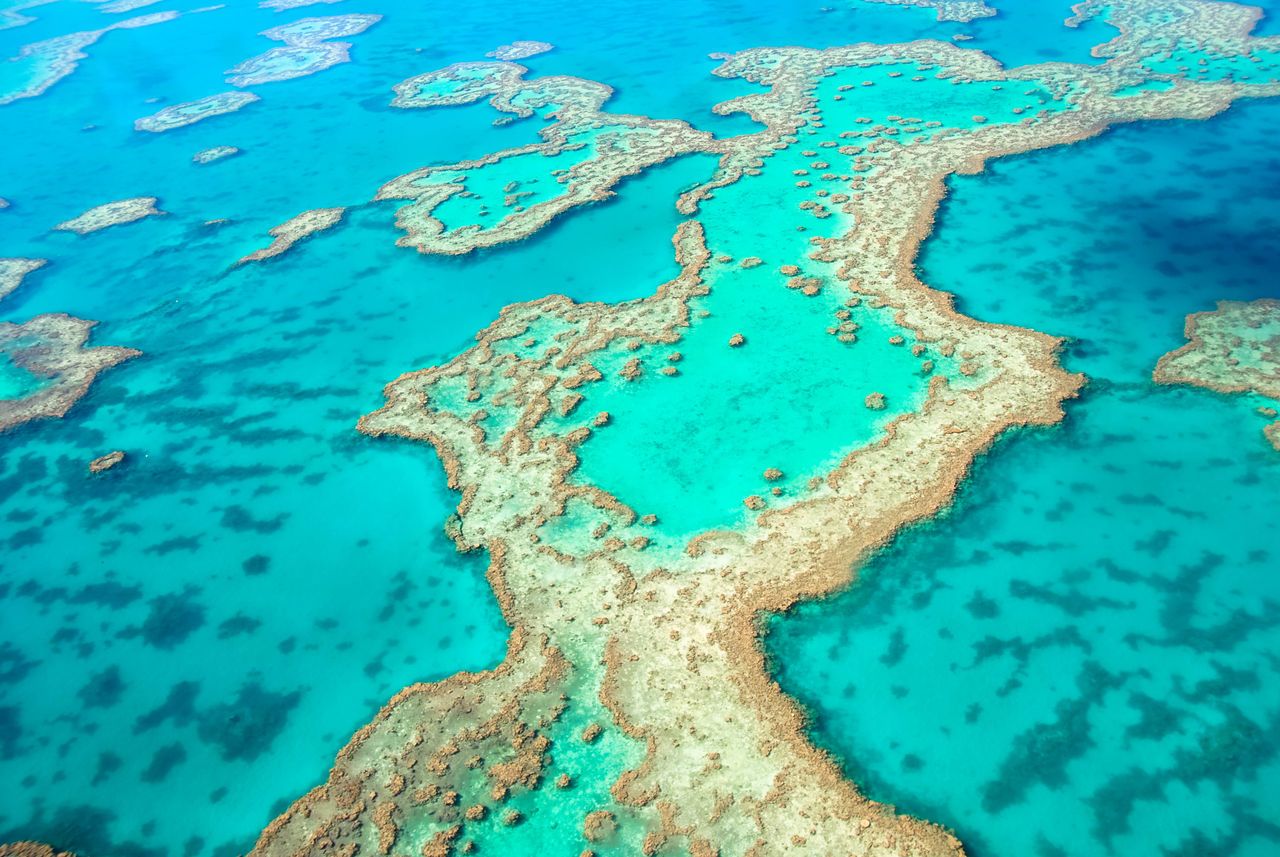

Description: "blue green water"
2 0 1280 855
769 100 1280 857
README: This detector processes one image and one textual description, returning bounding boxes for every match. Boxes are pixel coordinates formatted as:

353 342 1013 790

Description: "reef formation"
260 0 343 9
1156 298 1280 451
247 1 1280 855
860 0 996 23
225 13 382 86
135 92 260 132
53 197 163 234
238 207 347 264
193 145 241 164
0 10 179 105
486 40 554 61
0 314 140 434
53 196 163 232
0 258 46 303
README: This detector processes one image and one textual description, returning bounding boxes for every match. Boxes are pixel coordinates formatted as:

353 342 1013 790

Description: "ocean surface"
0 0 1277 855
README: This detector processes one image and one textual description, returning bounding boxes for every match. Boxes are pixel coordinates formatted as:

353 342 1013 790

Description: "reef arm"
0 314 140 434
1154 298 1280 451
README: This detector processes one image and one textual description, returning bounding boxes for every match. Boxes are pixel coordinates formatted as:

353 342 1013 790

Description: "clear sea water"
1 0 1278 855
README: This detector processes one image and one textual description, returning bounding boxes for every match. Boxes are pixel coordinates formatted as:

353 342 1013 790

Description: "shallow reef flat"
225 13 382 87
1156 298 1280 450
259 0 343 9
0 257 45 303
486 40 553 61
53 197 163 234
192 144 240 164
0 10 178 105
246 1 1280 854
860 0 996 23
0 314 139 433
239 207 347 264
134 91 260 132
379 60 715 255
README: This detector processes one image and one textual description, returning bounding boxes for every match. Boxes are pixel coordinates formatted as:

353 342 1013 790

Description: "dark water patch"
0 803 165 857
7 526 43 549
140 742 188 784
0 706 21 759
1008 576 1133 617
133 588 207 650
0 643 38 686
217 614 261 639
242 554 271 575
78 665 126 710
982 662 1125 813
91 751 123 786
142 535 202 556
196 681 302 763
134 682 201 733
220 505 288 534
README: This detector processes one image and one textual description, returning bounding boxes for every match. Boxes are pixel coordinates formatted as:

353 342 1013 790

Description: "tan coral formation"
53 197 163 234
135 92 260 132
0 314 140 433
1154 298 1280 451
253 2 1280 855
859 0 996 23
0 10 179 105
193 145 240 164
259 0 343 9
89 450 126 473
379 61 717 255
238 207 346 264
0 258 46 303
225 13 382 87
0 843 76 857
486 40 554 61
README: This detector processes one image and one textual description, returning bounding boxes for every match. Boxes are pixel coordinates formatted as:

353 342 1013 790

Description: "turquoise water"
769 100 1280 857
2 0 1280 855
0 351 45 399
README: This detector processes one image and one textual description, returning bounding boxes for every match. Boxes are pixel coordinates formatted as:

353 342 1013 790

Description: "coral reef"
0 314 139 433
381 61 716 255
246 0 1280 853
225 14 382 86
0 258 46 303
0 843 75 857
259 0 343 9
89 450 126 473
0 10 179 105
135 92 260 132
1155 298 1280 451
238 207 346 264
486 40 554 61
859 0 996 23
193 145 240 164
54 197 163 234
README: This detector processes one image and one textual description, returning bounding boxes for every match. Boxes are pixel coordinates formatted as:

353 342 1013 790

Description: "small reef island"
1 0 1279 855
